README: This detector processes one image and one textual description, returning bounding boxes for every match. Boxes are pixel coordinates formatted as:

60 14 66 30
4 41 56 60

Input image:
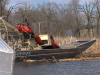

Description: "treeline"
1 0 100 37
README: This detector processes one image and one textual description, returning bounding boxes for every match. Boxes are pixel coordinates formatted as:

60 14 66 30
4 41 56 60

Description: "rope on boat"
52 56 67 75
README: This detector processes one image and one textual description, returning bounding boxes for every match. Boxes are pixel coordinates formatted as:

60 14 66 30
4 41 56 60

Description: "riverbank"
23 55 100 62
59 57 100 62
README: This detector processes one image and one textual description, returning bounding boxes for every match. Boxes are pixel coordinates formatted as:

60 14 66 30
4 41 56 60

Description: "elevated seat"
22 32 30 39
22 31 37 47
39 34 55 49
39 34 52 45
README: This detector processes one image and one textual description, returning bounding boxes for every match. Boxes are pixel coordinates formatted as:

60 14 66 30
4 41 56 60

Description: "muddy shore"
23 53 100 62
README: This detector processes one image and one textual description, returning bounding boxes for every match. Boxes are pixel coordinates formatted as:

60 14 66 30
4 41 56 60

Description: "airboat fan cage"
0 17 39 50
0 17 22 49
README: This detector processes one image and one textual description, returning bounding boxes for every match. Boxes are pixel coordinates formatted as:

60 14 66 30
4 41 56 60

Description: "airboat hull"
15 40 96 61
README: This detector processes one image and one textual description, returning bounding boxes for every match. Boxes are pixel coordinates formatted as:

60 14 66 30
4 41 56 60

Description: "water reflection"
13 60 100 75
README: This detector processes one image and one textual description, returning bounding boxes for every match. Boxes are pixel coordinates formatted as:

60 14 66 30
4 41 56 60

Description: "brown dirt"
23 55 100 63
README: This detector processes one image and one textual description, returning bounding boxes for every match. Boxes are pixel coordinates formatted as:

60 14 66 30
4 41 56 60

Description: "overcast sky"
8 0 94 7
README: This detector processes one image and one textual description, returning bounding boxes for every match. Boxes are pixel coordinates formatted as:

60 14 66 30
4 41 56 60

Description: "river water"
13 60 100 75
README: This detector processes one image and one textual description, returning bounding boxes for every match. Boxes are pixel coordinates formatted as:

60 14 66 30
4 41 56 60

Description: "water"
13 60 100 75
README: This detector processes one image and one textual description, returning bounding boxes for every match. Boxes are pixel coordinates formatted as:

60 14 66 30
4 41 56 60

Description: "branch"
7 3 23 17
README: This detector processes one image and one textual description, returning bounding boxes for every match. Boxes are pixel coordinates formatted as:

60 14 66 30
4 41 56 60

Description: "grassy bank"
24 57 100 62
54 36 100 58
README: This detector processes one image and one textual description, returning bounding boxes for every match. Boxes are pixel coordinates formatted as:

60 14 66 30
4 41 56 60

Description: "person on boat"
50 34 60 48
15 20 43 45
15 19 59 48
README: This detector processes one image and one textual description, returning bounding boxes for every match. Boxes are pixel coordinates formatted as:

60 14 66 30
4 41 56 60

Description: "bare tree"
0 0 9 16
9 0 97 38
80 1 96 37
66 0 82 37
93 0 100 37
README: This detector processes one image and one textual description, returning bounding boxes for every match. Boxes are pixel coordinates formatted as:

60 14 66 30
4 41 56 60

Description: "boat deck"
15 40 96 61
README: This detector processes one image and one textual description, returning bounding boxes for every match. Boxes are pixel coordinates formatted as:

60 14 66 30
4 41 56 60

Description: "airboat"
0 17 96 61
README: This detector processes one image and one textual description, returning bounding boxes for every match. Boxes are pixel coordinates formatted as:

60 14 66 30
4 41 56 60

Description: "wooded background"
0 0 100 38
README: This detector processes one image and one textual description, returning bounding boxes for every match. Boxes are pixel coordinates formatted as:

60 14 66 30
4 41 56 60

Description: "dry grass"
54 36 100 58
24 57 100 62
54 36 77 46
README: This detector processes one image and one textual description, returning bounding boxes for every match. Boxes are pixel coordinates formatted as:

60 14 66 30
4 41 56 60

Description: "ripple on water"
13 60 100 75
